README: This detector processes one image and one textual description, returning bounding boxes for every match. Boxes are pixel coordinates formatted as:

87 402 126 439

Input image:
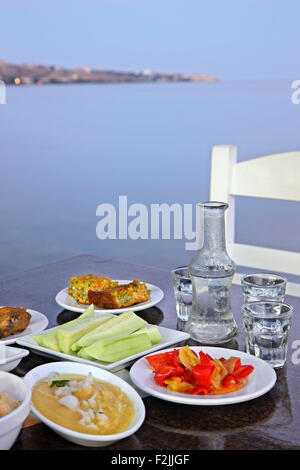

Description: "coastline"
0 60 218 86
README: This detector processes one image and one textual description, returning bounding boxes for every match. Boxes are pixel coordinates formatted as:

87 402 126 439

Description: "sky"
0 0 299 80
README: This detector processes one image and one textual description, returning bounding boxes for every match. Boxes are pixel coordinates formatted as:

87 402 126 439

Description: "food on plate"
0 307 31 339
56 313 111 355
32 329 60 352
32 372 134 435
71 309 147 351
131 325 162 344
31 304 105 354
67 274 118 305
80 333 153 363
88 280 150 309
31 306 162 363
67 275 150 309
0 392 20 418
146 346 254 395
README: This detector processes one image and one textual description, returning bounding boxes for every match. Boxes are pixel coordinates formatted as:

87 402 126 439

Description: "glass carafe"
185 201 237 344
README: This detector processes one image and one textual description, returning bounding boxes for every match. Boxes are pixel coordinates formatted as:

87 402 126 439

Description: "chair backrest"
210 145 300 276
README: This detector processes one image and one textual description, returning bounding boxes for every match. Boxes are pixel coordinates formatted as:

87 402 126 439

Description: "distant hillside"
0 60 218 85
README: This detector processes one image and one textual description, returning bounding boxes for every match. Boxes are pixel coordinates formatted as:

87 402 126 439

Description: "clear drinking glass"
241 273 287 302
171 267 192 321
242 301 293 368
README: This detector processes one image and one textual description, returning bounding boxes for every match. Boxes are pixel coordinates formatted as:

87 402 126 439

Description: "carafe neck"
200 202 227 255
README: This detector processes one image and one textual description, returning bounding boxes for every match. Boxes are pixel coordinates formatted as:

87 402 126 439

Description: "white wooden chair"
210 145 300 297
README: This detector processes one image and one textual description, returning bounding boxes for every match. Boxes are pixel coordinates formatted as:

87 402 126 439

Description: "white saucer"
0 308 49 345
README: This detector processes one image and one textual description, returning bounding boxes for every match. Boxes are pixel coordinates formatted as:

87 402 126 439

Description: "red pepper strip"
192 364 215 388
199 351 210 364
222 373 237 387
154 365 178 386
170 349 180 367
234 365 254 380
154 364 185 387
199 351 214 364
233 358 241 372
146 353 169 370
186 385 210 395
183 367 193 383
146 350 179 370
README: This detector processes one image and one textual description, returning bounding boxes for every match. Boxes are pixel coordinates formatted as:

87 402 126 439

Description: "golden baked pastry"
88 280 150 309
67 274 118 305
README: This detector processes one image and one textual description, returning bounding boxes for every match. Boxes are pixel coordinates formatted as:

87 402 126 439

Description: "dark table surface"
2 254 300 450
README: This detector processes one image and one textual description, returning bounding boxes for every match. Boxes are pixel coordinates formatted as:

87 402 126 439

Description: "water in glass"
172 267 192 321
242 302 293 368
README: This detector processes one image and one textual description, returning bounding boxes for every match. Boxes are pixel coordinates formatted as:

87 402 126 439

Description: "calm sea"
1 80 299 280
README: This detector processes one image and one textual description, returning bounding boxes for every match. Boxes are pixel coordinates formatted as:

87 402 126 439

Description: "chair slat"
228 243 300 276
231 152 300 202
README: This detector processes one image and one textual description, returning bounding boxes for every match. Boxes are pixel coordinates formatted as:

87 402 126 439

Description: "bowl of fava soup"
23 361 145 447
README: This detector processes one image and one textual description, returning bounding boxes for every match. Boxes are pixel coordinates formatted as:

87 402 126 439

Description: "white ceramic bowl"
0 371 31 450
23 361 146 447
0 346 29 372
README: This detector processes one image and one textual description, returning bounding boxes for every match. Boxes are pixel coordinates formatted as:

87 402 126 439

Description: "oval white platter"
16 325 190 373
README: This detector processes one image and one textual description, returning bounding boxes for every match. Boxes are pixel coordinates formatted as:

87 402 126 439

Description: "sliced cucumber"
31 330 60 351
71 310 147 352
82 333 152 363
57 315 111 354
76 348 96 361
131 325 162 345
77 304 95 319
39 330 60 351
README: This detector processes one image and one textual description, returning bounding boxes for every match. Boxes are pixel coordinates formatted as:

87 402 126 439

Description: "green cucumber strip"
82 333 152 363
30 304 104 353
71 310 147 352
76 348 96 361
131 325 162 345
57 315 111 354
39 330 60 351
77 304 95 319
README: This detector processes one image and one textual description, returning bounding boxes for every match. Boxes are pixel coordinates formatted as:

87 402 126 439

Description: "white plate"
130 346 277 406
0 346 29 372
55 280 164 314
0 308 49 345
23 361 145 447
16 325 190 372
